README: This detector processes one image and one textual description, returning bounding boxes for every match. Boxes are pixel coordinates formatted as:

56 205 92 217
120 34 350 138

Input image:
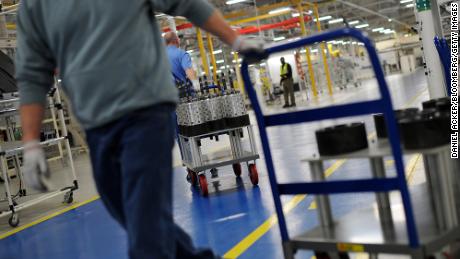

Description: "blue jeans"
86 104 217 259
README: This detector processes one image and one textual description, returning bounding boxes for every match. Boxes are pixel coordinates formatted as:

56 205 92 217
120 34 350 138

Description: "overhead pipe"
163 16 311 34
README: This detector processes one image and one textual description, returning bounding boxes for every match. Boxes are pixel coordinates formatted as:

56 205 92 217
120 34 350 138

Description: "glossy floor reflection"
0 70 430 259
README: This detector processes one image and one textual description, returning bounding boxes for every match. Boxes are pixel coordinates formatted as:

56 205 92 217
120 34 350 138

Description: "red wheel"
248 164 259 185
187 169 197 186
232 163 242 177
198 174 208 196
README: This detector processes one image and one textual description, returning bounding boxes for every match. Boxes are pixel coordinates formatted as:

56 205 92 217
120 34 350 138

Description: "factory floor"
0 69 439 259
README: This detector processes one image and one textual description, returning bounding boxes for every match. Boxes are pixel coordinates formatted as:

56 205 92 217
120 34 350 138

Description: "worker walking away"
164 32 200 97
16 0 264 258
164 31 219 180
280 57 296 108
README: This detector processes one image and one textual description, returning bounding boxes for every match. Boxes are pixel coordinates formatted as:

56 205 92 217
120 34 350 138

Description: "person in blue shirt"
165 32 200 96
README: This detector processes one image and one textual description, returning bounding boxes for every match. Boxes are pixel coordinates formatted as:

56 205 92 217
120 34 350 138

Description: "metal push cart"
0 86 78 227
241 28 459 258
177 85 260 197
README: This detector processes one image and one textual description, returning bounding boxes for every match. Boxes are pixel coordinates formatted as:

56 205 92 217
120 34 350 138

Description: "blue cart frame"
240 28 420 257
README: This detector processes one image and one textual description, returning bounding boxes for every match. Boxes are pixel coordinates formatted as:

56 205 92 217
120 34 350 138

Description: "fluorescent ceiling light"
313 15 332 22
232 58 242 63
358 43 365 46
372 27 385 32
226 0 248 5
292 13 300 17
155 14 166 17
273 36 286 41
348 20 360 25
299 49 306 53
260 63 266 66
328 18 344 24
388 19 392 22
400 0 412 3
220 66 226 69
186 50 194 54
355 23 369 29
216 60 225 64
216 70 222 73
311 49 318 53
269 7 291 15
406 3 414 7
213 49 222 54
307 10 313 15
383 29 395 34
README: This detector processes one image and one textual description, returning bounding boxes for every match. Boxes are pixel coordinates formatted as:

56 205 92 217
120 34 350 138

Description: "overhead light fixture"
292 13 300 17
372 27 385 32
406 3 414 7
355 23 369 29
260 63 266 66
226 0 249 5
299 49 307 53
313 15 332 22
273 36 286 41
357 43 365 46
216 60 225 64
311 49 319 53
388 19 392 22
348 20 360 25
232 58 242 63
213 49 222 54
328 18 344 24
307 10 313 15
155 14 166 17
220 66 226 69
400 0 412 3
216 70 222 73
186 50 194 54
383 29 395 34
269 7 292 15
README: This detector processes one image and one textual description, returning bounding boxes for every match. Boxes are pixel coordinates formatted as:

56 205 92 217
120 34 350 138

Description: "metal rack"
240 28 458 258
179 124 259 197
0 86 78 227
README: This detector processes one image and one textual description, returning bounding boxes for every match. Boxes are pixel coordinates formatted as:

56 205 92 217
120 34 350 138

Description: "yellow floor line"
0 195 100 240
223 159 347 259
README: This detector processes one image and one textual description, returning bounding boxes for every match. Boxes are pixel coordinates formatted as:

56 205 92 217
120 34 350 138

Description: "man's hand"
232 36 267 63
22 140 52 192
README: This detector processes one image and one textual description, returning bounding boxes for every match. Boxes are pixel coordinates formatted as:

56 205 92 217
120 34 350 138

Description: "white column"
416 0 447 98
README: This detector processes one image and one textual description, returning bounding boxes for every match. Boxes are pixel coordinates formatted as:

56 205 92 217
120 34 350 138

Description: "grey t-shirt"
16 0 215 129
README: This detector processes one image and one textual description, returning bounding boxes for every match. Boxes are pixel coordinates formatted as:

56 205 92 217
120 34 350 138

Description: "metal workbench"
179 124 260 196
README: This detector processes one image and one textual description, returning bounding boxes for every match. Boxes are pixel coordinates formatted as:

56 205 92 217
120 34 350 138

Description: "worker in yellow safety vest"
280 57 296 108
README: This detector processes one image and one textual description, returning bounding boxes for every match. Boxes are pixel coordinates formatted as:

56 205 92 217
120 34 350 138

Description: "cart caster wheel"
20 189 26 196
9 213 19 228
198 174 208 197
248 164 259 185
187 169 198 186
232 163 242 177
12 200 17 206
63 192 74 204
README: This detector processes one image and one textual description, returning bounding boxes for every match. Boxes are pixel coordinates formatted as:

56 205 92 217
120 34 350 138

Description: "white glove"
191 79 200 92
22 140 52 192
232 36 267 63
